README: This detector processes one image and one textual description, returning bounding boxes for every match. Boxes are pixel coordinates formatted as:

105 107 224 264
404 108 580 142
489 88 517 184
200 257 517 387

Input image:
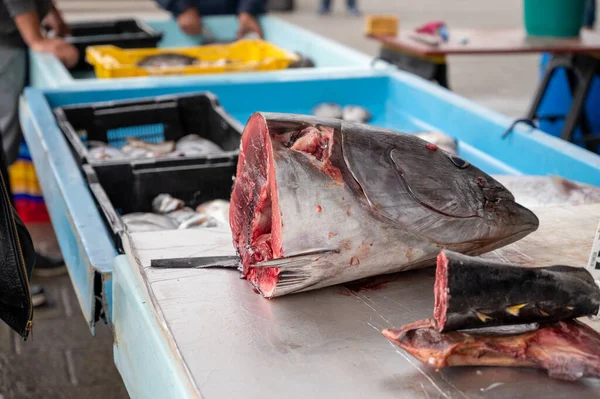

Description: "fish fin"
506 303 527 316
476 312 492 322
253 248 339 268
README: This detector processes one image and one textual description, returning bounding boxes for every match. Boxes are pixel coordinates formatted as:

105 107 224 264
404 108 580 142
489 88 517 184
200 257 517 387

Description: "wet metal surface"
125 207 600 399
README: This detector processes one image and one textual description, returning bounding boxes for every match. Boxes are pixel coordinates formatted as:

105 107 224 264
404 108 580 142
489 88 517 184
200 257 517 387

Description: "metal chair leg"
560 58 598 148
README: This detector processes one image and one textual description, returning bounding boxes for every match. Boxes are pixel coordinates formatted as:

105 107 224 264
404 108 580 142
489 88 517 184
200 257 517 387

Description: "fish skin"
413 131 458 155
122 213 178 232
177 213 219 229
137 53 198 68
433 250 600 332
175 134 224 156
491 175 600 208
195 200 230 225
89 145 124 160
152 194 185 214
230 113 539 298
124 137 175 156
288 52 316 69
166 208 197 225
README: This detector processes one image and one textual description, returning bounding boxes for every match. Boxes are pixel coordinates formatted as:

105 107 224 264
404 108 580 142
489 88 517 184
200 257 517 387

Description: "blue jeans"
321 0 357 9
585 0 596 28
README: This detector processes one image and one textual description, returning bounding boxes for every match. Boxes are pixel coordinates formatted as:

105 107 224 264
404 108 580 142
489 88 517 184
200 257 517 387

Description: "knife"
151 255 240 269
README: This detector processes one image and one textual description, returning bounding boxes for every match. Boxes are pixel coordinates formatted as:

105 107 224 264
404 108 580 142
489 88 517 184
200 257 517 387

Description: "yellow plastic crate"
86 39 300 78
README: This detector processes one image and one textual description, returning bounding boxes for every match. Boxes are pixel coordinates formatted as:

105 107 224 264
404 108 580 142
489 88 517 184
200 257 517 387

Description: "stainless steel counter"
121 205 600 398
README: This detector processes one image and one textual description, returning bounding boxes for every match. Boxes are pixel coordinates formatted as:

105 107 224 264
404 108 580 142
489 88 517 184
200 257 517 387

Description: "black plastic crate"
57 91 242 252
50 19 163 71
83 157 236 252
54 91 243 167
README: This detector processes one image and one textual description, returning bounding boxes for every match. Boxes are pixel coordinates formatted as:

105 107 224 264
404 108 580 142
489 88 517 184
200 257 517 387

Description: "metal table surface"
114 204 600 399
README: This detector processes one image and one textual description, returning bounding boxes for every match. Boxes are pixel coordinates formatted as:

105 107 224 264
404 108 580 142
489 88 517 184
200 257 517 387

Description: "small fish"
178 214 219 230
342 105 372 123
137 53 198 68
288 52 316 69
175 135 224 156
120 146 154 159
89 145 124 160
166 207 197 225
152 194 185 214
123 137 175 157
122 213 178 232
414 131 458 155
196 200 230 225
212 58 231 67
229 113 539 298
312 103 343 119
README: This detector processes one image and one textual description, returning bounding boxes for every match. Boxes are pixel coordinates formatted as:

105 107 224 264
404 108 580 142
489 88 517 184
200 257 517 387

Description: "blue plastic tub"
38 69 600 183
29 15 381 88
20 68 600 326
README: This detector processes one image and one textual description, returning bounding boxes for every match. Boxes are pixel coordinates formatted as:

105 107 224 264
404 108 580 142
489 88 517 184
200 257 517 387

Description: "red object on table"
370 28 600 57
416 21 446 35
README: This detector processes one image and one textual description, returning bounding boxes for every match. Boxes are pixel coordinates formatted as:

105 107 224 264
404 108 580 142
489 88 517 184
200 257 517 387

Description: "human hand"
177 7 202 36
31 38 79 68
42 8 70 36
237 12 263 39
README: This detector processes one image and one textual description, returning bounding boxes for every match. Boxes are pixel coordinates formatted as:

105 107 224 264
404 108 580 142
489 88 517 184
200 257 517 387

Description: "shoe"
348 7 362 16
31 284 47 307
318 7 330 15
33 252 67 278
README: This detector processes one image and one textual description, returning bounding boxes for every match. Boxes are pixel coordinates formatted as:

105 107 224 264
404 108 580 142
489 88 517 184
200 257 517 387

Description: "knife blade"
150 256 240 269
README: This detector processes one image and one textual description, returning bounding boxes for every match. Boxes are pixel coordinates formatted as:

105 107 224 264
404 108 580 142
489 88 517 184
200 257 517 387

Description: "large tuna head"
340 122 539 255
230 113 539 298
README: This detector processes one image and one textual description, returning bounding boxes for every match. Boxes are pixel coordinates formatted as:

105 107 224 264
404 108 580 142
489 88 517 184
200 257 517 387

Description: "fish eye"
449 155 470 169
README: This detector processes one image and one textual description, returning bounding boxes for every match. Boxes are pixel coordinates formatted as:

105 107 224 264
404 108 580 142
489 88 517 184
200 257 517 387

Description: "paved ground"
6 1 597 398
0 223 128 399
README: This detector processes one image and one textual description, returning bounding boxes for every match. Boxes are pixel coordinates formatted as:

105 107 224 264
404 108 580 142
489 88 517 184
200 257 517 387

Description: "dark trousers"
585 0 596 28
0 131 14 206
321 0 357 9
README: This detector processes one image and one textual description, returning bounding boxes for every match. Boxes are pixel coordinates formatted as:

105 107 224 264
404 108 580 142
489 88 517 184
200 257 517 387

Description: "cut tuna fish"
434 251 600 332
229 113 539 298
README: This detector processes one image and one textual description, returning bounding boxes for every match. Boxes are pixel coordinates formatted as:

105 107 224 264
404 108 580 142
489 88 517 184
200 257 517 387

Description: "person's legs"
584 0 596 29
0 46 65 286
346 0 361 16
0 47 27 166
319 0 332 14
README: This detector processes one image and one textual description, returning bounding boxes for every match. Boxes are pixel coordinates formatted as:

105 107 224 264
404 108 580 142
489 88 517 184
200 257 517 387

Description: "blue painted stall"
29 15 380 88
21 67 600 329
